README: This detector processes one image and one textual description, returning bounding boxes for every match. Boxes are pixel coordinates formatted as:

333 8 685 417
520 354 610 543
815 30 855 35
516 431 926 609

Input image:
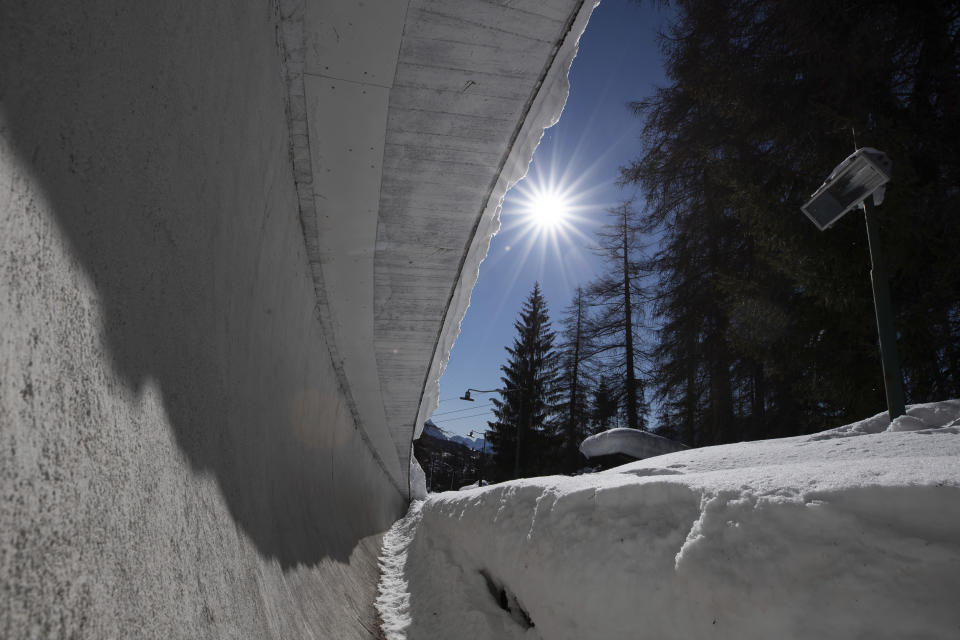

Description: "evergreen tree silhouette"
486 283 560 479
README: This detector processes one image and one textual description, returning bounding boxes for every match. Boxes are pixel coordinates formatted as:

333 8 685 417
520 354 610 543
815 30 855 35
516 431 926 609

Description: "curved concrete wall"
284 0 594 492
1 0 593 636
1 2 404 637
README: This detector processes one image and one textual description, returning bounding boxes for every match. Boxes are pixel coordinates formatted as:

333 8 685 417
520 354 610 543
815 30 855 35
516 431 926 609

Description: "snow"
409 450 427 501
376 500 423 639
579 427 688 460
377 400 960 639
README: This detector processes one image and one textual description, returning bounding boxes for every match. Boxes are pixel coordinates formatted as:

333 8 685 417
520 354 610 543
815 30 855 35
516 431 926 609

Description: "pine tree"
586 200 650 431
622 0 960 441
486 283 560 479
555 287 594 472
590 376 619 434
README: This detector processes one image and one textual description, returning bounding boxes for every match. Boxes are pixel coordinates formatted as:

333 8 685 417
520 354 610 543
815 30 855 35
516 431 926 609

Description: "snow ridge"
377 401 960 639
375 500 423 639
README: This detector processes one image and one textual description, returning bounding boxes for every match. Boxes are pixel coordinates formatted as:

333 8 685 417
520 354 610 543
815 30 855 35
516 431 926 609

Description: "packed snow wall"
0 0 593 637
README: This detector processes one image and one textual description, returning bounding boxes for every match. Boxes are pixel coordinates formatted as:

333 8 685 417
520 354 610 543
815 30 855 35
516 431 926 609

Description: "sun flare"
529 191 569 229
508 169 594 245
492 163 603 298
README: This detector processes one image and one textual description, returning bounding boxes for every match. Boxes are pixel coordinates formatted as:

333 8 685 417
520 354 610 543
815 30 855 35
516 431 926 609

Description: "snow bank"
458 480 490 491
409 450 427 501
377 401 960 639
580 427 688 460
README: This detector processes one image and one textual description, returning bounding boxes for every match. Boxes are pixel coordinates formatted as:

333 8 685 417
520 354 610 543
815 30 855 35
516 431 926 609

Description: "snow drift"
377 400 960 639
579 427 688 460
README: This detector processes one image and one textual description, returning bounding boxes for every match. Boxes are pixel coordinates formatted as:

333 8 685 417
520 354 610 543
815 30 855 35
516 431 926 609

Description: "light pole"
459 388 513 401
461 387 527 479
801 147 906 421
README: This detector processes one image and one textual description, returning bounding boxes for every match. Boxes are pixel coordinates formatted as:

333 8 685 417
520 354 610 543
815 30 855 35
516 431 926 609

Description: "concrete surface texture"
0 1 403 637
285 0 593 488
382 0 595 466
1 0 590 638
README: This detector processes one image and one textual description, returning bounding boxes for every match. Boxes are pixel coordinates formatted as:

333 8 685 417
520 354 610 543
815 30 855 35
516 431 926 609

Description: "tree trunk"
566 290 583 471
622 213 640 430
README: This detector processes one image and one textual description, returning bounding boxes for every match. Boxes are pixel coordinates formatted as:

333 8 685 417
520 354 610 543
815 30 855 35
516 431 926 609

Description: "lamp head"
801 148 891 231
460 390 474 401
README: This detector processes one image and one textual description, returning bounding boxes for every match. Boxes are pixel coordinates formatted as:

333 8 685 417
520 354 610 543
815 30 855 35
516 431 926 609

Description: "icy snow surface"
580 427 688 460
409 451 428 501
377 401 960 639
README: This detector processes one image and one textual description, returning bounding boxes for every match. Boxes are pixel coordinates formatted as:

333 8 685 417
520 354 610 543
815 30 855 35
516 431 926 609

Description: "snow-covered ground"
377 400 960 639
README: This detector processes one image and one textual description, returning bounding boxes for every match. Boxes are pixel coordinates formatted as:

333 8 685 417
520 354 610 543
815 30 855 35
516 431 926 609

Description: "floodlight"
801 147 892 230
460 387 520 401
799 148 905 422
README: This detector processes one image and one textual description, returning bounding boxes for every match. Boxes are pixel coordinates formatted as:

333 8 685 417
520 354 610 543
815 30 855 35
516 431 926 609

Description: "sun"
491 161 602 297
529 191 569 229
501 159 603 250
508 169 594 243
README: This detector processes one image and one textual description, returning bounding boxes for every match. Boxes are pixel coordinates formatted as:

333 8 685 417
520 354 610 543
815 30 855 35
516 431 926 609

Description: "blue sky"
430 0 672 440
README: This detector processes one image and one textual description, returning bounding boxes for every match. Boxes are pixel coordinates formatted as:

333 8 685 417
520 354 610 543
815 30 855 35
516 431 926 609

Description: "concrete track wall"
1 2 405 637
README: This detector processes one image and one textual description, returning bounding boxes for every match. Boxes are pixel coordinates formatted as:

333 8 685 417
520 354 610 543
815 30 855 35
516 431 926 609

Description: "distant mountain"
422 420 446 440
449 434 486 452
422 419 485 451
415 419 484 493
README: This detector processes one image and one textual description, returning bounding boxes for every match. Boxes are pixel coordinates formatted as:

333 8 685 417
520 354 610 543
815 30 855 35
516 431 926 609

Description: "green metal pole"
478 439 484 485
862 200 906 421
514 396 522 480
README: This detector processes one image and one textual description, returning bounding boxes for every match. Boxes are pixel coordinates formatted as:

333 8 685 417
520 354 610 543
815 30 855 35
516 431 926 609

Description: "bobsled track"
0 0 594 637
